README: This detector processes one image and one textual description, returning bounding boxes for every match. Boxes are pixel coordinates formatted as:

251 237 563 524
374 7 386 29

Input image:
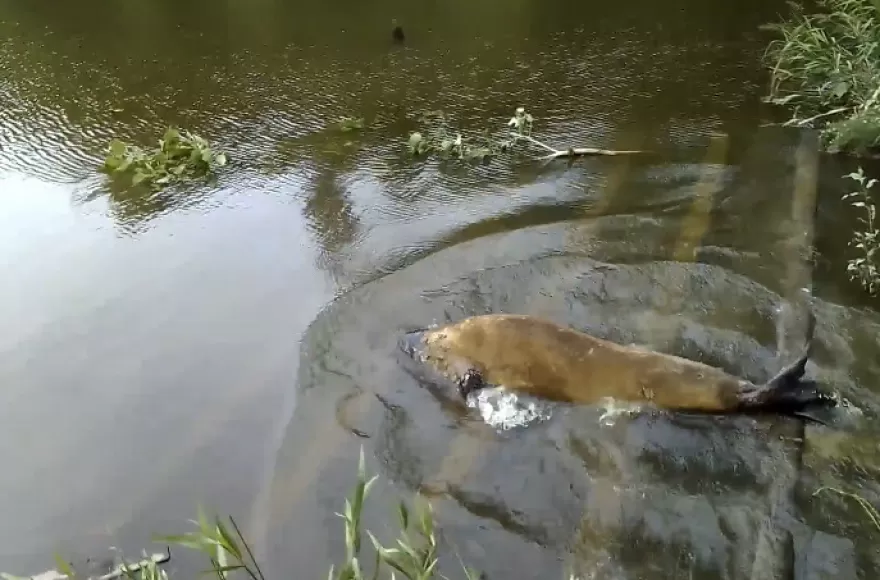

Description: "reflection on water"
0 0 879 578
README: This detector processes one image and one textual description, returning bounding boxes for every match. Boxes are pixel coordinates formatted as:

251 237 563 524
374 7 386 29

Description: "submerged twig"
510 133 556 153
813 486 880 531
2 550 172 580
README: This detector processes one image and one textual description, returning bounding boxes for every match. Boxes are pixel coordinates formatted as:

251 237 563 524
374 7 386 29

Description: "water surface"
0 0 878 578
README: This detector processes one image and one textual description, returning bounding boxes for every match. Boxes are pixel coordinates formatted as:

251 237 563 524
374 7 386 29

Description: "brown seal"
398 311 836 424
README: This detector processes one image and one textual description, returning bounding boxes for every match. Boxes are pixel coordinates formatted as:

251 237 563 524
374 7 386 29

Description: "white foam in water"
466 388 647 431
466 387 554 430
595 397 645 425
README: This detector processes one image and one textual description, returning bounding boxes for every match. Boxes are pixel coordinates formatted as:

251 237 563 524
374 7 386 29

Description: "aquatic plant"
102 127 228 189
406 108 506 162
406 106 641 162
762 0 880 155
336 117 367 133
842 167 880 295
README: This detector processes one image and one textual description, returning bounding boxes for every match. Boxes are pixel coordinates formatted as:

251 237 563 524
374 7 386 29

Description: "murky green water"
1 0 879 578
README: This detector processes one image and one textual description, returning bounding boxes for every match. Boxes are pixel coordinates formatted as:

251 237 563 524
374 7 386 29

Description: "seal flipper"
457 368 485 399
790 404 835 427
764 306 815 392
761 347 810 401
744 309 837 420
756 373 837 417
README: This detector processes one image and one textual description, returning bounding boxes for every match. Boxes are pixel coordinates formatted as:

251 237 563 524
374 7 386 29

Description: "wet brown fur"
401 313 836 420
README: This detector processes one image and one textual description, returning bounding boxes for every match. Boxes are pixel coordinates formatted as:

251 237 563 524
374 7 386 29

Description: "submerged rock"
263 222 880 580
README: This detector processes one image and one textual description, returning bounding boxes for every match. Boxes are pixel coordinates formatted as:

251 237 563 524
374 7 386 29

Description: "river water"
1 0 879 578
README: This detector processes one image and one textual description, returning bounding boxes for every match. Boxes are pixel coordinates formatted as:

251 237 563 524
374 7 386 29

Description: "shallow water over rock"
262 214 880 579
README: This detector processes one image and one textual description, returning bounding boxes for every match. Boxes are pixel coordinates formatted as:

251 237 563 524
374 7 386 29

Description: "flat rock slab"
263 247 878 579
261 127 880 579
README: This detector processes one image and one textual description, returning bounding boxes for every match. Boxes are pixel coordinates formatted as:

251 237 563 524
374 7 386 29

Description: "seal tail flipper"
764 307 816 392
791 404 836 427
759 376 837 419
746 309 837 420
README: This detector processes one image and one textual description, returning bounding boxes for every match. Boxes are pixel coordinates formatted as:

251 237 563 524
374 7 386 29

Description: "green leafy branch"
842 167 880 295
406 107 642 163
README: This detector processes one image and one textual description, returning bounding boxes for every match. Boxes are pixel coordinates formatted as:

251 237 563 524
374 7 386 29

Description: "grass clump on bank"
102 127 228 190
18 448 481 580
7 451 880 580
187 447 481 580
763 0 880 294
763 0 880 155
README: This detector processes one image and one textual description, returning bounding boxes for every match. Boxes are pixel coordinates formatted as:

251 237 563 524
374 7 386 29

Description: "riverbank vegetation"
763 0 880 156
162 449 481 580
9 448 481 580
102 127 228 190
763 0 880 294
8 447 879 580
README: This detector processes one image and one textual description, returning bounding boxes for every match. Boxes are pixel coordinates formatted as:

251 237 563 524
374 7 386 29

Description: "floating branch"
509 132 644 159
406 106 644 163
